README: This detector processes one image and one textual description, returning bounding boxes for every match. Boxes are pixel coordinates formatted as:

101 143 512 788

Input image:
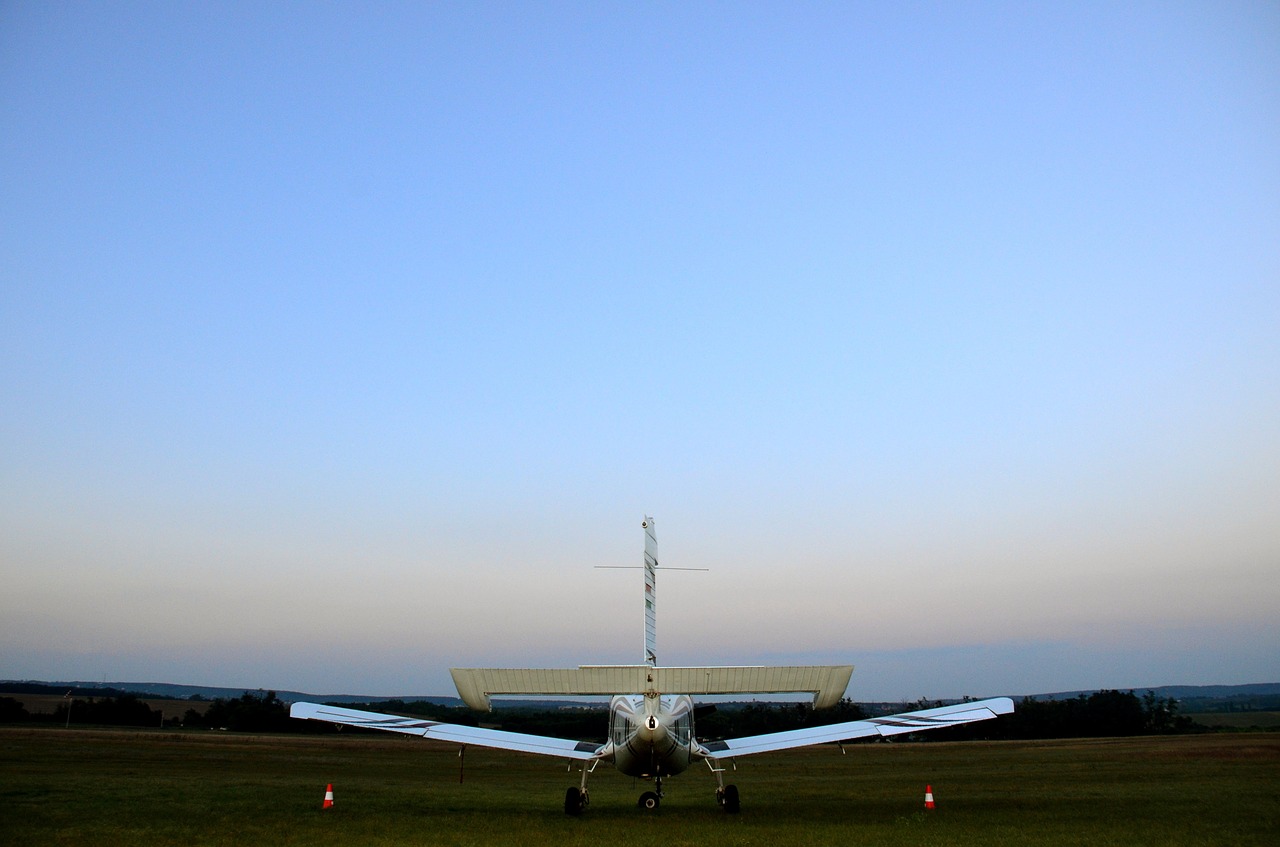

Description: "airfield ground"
1 726 1276 846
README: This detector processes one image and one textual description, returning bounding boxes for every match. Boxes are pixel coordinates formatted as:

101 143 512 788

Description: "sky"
2 1 1277 703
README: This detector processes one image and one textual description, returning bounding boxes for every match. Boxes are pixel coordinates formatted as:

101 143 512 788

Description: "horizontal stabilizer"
450 664 854 711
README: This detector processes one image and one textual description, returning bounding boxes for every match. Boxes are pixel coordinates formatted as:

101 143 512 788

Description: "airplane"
290 517 1014 814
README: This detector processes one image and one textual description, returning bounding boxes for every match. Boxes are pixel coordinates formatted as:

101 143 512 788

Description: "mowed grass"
1187 712 1280 730
1 727 1276 846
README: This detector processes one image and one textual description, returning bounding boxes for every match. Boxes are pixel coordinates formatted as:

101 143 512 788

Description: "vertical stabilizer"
642 517 658 666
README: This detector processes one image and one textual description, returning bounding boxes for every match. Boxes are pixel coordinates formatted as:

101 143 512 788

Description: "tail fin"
642 517 658 666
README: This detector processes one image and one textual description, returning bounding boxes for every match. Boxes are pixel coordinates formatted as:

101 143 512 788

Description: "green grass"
2 727 1277 846
1187 711 1280 729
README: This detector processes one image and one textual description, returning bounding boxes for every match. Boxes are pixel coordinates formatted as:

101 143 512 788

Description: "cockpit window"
611 709 625 744
672 712 691 745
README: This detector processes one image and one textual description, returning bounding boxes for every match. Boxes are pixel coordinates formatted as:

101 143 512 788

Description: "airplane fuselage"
607 693 698 779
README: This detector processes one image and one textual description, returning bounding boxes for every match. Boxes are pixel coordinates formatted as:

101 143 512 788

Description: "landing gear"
564 758 595 816
707 757 740 813
638 775 664 811
564 787 588 816
717 783 740 813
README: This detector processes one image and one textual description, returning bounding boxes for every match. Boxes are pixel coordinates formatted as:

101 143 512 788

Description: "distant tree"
350 699 478 725
495 706 603 741
1142 691 1194 733
686 698 867 741
1079 689 1147 736
972 689 1201 741
0 697 29 723
200 690 290 732
53 694 161 727
821 698 870 725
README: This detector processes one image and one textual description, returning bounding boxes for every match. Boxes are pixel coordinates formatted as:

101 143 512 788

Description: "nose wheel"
638 775 664 811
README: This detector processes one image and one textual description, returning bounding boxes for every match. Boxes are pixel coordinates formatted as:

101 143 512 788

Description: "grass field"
2 727 1276 846
1186 712 1280 730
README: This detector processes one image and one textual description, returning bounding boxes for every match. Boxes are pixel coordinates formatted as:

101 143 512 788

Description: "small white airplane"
291 517 1013 814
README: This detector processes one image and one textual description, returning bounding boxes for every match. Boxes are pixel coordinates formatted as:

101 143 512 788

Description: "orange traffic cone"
323 783 334 809
924 784 935 810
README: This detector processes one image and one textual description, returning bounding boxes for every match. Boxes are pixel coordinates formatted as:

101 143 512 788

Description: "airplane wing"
697 697 1014 758
289 702 606 760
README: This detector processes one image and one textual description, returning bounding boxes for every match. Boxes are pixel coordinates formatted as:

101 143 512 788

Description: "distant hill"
4 679 1278 713
1028 683 1280 701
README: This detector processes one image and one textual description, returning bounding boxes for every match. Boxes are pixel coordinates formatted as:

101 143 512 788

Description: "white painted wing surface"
698 697 1015 758
289 702 605 760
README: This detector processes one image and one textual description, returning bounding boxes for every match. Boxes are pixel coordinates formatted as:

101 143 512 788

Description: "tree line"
0 688 1206 740
0 689 302 732
893 690 1198 741
0 692 164 727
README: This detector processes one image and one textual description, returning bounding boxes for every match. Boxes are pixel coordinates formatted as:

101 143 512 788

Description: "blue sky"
2 2 1277 701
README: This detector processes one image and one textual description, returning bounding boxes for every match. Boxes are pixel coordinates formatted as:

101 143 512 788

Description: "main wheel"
638 791 660 810
722 784 740 813
564 787 584 816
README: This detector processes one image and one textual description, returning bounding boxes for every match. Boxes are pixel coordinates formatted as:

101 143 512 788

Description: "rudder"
642 516 657 666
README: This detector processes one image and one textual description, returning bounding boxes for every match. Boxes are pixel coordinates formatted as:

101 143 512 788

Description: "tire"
722 784 740 813
564 787 583 816
638 791 660 810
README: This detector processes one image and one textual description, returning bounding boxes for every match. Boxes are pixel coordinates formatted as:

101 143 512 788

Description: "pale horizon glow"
2 2 1277 702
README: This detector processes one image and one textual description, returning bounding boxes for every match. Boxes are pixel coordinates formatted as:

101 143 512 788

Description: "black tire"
564 787 583 816
638 791 660 810
722 784 740 813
